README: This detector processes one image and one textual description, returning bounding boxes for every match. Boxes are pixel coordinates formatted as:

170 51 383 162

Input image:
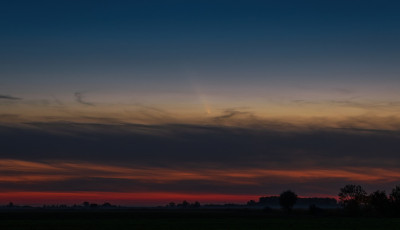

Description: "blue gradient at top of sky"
1 0 400 102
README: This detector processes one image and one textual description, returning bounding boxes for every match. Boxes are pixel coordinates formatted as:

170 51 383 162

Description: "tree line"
338 184 400 215
274 184 400 216
3 184 400 216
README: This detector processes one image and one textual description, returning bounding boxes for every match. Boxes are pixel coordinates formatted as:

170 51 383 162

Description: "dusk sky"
1 0 400 206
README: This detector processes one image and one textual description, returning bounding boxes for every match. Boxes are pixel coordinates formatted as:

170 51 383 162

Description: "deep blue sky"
2 0 400 93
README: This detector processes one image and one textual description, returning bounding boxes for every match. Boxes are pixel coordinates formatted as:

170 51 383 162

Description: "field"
1 209 400 230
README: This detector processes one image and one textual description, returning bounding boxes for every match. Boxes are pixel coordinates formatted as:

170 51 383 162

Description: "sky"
1 0 400 206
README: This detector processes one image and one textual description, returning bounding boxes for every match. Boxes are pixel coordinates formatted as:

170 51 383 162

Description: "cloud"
213 109 251 121
291 99 400 112
332 88 354 94
1 120 400 170
0 159 399 199
0 94 21 100
1 121 400 199
1 159 399 184
212 109 258 127
74 92 94 106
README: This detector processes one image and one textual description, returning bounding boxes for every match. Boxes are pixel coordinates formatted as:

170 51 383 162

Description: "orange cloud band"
0 159 399 184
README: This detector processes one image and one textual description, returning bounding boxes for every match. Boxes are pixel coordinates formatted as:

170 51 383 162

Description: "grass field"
1 209 400 230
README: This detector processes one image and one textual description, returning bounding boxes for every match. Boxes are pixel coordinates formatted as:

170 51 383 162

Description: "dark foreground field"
1 209 400 230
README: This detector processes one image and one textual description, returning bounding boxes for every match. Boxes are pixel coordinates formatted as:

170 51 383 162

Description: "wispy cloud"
1 159 399 183
0 94 21 100
213 108 255 123
291 99 400 111
74 92 94 106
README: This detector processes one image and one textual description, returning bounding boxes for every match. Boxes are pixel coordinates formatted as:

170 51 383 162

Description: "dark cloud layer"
1 122 400 198
0 177 366 196
1 122 399 169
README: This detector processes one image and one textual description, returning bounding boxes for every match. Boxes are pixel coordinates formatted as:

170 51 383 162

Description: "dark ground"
1 209 400 230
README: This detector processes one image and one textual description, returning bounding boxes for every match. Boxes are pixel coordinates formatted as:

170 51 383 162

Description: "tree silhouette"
339 185 366 206
368 190 389 215
192 201 201 208
247 200 257 206
338 184 367 214
177 200 189 208
102 202 112 207
167 202 176 208
390 185 400 213
279 190 298 212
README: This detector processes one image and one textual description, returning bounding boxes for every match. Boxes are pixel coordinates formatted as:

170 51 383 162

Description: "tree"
279 190 298 212
167 202 176 208
390 185 400 213
339 185 367 206
102 202 112 207
177 200 189 208
390 186 400 203
247 200 257 206
338 184 367 214
192 201 201 208
368 190 389 215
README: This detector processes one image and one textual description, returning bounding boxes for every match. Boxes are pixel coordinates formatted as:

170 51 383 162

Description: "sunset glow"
1 0 400 206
